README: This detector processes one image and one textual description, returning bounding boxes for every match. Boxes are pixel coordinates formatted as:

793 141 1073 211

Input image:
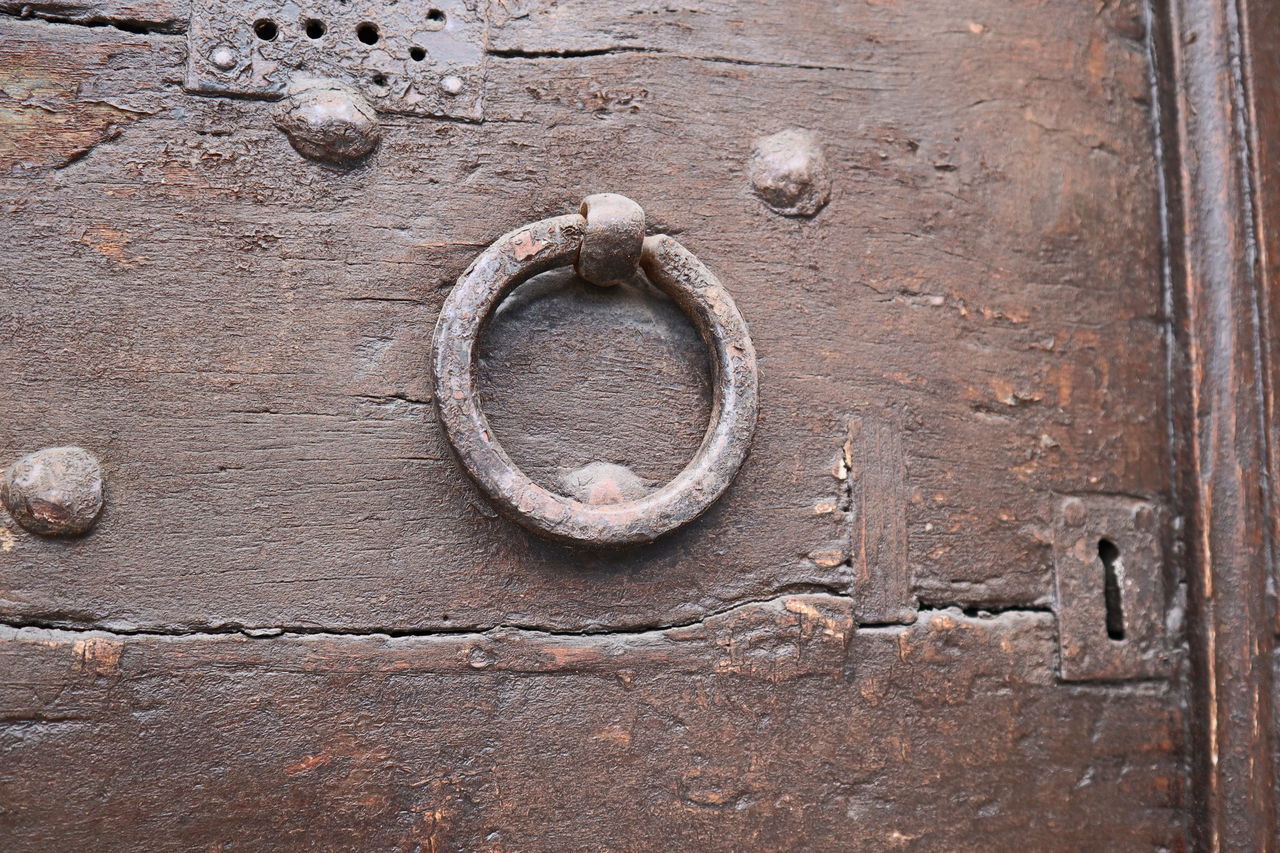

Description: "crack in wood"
486 44 877 75
0 584 852 640
0 5 183 35
0 596 1075 646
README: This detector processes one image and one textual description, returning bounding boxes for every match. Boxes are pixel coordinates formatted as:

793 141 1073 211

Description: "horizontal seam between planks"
0 584 853 641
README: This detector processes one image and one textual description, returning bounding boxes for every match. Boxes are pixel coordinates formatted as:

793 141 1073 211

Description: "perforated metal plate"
185 0 487 119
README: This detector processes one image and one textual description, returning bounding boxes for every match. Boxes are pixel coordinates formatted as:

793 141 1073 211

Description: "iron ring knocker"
431 194 759 547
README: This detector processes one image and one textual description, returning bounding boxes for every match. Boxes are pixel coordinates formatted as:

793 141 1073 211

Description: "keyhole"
1098 538 1126 641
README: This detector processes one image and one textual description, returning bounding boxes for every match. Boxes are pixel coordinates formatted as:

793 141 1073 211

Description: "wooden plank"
1241 0 1280 842
0 20 174 173
1164 0 1278 846
0 0 1168 631
1240 0 1280 638
0 601 1186 850
0 0 186 31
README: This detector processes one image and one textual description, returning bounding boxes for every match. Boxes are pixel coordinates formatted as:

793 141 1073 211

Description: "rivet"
440 75 464 96
210 45 237 71
273 78 382 167
1 446 105 537
1133 504 1155 530
560 462 652 505
1061 497 1086 528
748 127 832 217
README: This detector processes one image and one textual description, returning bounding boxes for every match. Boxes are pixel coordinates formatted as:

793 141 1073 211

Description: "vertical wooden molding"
1164 0 1277 846
1237 0 1280 637
845 415 915 625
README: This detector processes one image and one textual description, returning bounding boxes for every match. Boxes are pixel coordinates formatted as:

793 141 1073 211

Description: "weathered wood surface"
0 0 1193 846
0 0 1169 633
1164 0 1279 847
1240 0 1280 843
844 414 913 624
1244 0 1280 643
0 0 181 30
0 602 1186 851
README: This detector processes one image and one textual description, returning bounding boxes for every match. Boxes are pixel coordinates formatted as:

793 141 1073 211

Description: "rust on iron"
1 446 105 537
431 195 758 547
1052 495 1169 681
510 231 545 260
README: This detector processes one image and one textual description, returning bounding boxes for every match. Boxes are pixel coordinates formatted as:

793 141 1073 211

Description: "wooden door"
0 0 1274 849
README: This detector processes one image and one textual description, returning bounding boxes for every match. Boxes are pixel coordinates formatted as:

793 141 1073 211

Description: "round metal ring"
431 208 758 547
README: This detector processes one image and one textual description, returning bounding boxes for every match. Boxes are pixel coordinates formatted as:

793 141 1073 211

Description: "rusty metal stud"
273 78 381 167
560 462 653 505
748 128 831 217
431 196 758 547
575 193 646 287
1 446 105 537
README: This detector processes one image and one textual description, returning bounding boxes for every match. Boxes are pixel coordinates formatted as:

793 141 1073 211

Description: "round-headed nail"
748 127 832 217
2 446 105 537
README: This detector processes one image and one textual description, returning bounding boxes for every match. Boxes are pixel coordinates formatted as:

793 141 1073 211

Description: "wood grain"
0 601 1186 851
0 0 184 30
844 414 913 624
0 0 1169 632
1235 0 1280 844
1164 0 1278 846
0 0 1195 845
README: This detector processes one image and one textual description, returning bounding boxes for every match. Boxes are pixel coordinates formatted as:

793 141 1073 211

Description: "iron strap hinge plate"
184 0 487 120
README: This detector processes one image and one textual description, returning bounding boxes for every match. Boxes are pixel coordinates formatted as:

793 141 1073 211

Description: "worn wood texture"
0 0 1169 633
1239 0 1280 843
0 0 183 30
1244 0 1280 643
1240 0 1280 647
0 0 1196 845
844 414 913 624
0 602 1186 851
1163 0 1278 847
